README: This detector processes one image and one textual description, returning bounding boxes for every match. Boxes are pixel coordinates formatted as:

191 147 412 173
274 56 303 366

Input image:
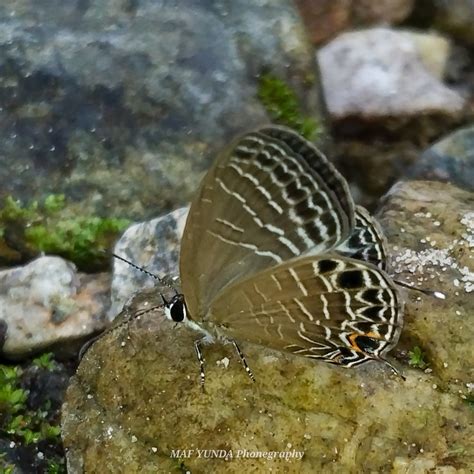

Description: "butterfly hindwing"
207 254 403 366
336 205 389 271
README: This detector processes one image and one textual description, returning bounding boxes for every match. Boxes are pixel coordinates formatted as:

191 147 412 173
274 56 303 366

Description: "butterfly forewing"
336 205 389 271
180 126 356 319
206 254 403 366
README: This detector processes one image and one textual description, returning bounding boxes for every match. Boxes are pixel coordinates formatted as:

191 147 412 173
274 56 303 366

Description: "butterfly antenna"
111 253 176 291
394 279 446 300
78 333 104 361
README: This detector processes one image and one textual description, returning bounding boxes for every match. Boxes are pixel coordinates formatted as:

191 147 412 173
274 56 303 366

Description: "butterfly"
158 125 405 384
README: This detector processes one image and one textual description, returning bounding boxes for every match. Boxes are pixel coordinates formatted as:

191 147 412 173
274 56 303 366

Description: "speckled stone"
378 180 474 383
62 181 473 472
0 256 110 359
0 0 324 221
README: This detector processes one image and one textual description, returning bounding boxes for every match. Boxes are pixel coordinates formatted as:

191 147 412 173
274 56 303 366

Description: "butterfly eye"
169 295 187 323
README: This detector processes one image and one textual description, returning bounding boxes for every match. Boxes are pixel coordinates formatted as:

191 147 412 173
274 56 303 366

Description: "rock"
109 207 188 318
317 27 464 121
0 256 110 359
62 181 473 472
317 27 467 208
294 0 414 45
433 0 474 46
0 0 324 221
379 181 473 382
408 125 474 191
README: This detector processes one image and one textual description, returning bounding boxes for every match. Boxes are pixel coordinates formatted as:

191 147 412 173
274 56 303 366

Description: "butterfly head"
162 293 189 323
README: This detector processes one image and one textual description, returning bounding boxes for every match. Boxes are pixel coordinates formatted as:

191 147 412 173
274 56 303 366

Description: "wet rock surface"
62 180 474 473
0 0 324 221
0 256 110 360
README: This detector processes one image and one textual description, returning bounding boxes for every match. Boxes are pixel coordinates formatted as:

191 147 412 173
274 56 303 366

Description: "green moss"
32 353 57 371
0 359 65 472
0 454 15 474
47 460 66 474
0 194 130 271
408 346 428 370
0 364 61 446
257 73 321 140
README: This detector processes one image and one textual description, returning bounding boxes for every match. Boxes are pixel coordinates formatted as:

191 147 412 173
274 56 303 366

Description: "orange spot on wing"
349 332 382 352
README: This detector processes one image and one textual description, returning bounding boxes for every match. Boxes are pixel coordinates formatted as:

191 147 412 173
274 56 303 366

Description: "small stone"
318 27 464 119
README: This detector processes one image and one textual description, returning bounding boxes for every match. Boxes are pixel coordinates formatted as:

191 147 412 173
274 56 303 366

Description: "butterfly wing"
206 254 403 366
180 126 355 320
336 205 389 271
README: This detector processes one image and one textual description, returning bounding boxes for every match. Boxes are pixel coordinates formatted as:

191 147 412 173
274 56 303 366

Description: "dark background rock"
408 125 474 191
409 0 474 46
294 0 415 45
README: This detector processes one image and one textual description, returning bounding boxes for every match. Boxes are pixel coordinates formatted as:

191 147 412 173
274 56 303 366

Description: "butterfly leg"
194 338 206 390
232 340 256 382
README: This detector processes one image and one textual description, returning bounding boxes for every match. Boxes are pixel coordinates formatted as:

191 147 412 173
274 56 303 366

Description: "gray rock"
317 27 464 119
408 125 474 191
0 0 324 220
62 180 473 472
0 256 110 359
110 207 187 318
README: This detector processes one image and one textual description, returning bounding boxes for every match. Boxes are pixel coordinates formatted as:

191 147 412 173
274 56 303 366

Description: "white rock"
0 256 110 359
317 27 464 119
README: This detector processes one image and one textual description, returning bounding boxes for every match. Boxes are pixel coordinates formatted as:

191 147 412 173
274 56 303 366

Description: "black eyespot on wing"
355 335 380 354
318 259 338 274
338 270 364 289
362 289 380 304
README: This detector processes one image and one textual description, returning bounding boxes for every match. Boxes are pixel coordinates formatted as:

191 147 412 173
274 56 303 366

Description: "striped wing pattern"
206 255 402 367
180 125 403 370
180 126 355 319
336 206 389 271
